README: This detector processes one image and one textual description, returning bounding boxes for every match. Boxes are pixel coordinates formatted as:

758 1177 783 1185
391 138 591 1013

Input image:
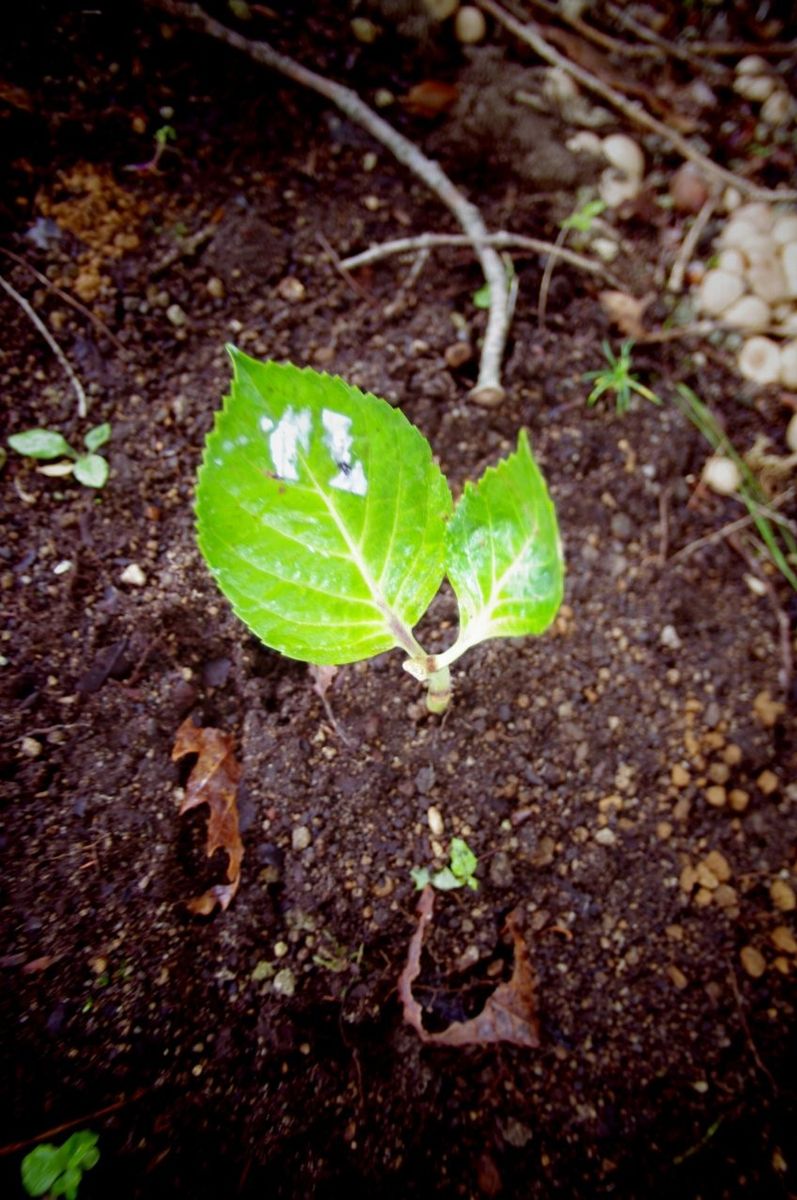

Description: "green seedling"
560 197 606 235
196 351 564 713
8 424 111 488
21 1130 99 1200
412 837 479 891
584 340 660 414
675 384 797 591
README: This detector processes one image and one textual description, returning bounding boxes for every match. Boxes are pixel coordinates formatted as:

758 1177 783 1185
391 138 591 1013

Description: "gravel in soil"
1 6 796 1198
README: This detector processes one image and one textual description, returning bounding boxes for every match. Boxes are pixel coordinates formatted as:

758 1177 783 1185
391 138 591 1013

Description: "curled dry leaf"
598 290 651 339
399 887 539 1048
171 717 244 915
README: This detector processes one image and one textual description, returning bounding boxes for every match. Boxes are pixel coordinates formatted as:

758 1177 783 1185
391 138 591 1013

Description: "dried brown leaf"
598 289 652 339
399 888 539 1048
401 81 459 118
171 717 243 915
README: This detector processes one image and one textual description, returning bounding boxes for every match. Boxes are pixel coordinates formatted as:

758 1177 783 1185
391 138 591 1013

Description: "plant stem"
425 665 452 714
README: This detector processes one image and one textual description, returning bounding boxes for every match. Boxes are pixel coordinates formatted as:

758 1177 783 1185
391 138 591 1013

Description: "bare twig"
340 231 622 287
479 0 797 204
670 488 796 562
0 248 128 357
667 195 717 293
523 0 660 59
537 225 567 330
605 1 730 80
0 1088 150 1157
314 230 369 300
0 274 88 418
146 0 511 404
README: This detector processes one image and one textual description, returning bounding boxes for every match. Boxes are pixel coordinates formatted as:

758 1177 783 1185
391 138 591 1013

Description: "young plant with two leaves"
196 350 564 713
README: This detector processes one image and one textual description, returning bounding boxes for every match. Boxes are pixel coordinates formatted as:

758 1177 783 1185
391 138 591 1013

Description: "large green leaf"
445 429 563 651
8 429 74 460
196 350 452 664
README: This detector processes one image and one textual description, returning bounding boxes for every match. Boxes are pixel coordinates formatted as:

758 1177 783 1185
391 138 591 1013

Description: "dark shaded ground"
1 4 796 1198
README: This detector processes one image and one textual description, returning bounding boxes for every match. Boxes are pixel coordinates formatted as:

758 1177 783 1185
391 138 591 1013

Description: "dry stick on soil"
340 231 623 288
0 273 88 419
0 248 128 357
480 0 797 204
669 487 796 563
0 1088 150 1158
604 0 730 80
667 195 717 294
145 0 511 405
523 0 661 59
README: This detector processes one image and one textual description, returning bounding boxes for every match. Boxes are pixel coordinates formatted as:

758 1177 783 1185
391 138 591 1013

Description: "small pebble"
291 825 312 852
770 880 796 912
703 850 731 882
660 625 682 650
488 851 514 888
594 827 616 846
273 967 296 997
757 769 778 795
276 276 306 303
705 785 727 808
668 964 688 989
427 805 444 838
771 926 797 955
206 276 225 299
120 562 146 587
20 736 43 758
166 303 187 327
729 788 750 812
740 945 766 978
671 764 690 788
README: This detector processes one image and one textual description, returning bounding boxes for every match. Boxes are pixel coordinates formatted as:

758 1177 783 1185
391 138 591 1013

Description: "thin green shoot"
584 340 661 414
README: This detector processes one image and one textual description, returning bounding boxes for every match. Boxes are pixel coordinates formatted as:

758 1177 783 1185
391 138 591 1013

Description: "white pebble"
786 412 797 451
120 563 146 587
703 455 741 496
697 268 745 316
291 825 311 852
660 624 682 650
427 805 444 838
780 342 797 389
594 827 616 846
738 335 781 384
454 6 486 43
166 304 187 327
602 133 645 181
721 295 771 332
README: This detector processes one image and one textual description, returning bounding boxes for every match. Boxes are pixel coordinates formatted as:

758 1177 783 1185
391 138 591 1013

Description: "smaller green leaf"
9 429 74 460
411 867 431 890
21 1145 62 1196
561 198 606 233
449 837 477 882
73 454 109 488
472 282 491 309
84 422 111 452
429 866 462 891
446 429 564 652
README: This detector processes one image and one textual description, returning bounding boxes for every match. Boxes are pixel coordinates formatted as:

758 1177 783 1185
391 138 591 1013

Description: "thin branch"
146 0 511 405
667 195 717 294
340 231 622 286
537 225 567 330
522 0 660 59
0 1088 150 1157
479 0 797 204
670 488 796 562
604 1 730 80
0 248 128 357
0 274 88 418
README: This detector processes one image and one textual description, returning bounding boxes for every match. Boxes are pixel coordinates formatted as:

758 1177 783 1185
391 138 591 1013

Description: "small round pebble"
291 825 312 852
120 563 146 587
770 879 796 912
740 945 766 978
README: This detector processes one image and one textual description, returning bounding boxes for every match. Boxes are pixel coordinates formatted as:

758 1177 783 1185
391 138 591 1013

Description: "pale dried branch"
0 274 88 418
146 0 512 405
667 195 717 294
479 0 797 204
340 231 622 287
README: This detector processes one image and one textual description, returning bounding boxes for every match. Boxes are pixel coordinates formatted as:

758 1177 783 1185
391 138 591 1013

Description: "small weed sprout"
8 424 111 488
584 340 660 414
21 1130 99 1200
412 837 479 891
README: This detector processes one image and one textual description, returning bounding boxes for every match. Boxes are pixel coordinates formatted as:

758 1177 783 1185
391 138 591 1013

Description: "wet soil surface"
1 4 796 1198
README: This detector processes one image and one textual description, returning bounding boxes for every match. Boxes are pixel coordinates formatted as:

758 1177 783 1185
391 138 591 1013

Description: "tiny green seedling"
8 424 111 488
560 197 606 235
21 1130 99 1200
472 254 516 310
412 837 479 891
196 351 563 712
584 340 660 414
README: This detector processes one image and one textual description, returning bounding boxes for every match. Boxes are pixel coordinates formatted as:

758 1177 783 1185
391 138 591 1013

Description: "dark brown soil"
2 4 796 1199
